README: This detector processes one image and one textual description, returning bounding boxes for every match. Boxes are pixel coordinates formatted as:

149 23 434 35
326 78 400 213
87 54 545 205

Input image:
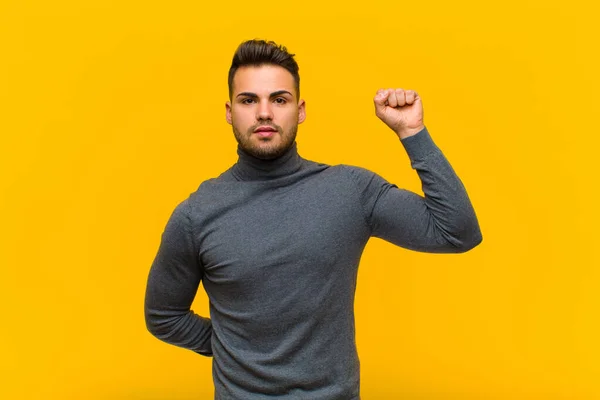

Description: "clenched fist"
373 88 425 140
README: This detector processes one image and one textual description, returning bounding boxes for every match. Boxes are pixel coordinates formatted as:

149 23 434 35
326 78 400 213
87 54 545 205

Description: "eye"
241 98 255 104
274 97 287 104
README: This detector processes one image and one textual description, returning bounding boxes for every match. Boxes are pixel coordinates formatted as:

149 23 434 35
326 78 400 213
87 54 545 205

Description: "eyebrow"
236 90 293 99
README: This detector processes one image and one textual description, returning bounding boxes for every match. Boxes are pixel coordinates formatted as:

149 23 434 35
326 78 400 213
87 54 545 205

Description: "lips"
254 126 277 133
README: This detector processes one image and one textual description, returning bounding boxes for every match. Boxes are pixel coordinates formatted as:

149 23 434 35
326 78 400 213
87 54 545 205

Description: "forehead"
232 65 296 96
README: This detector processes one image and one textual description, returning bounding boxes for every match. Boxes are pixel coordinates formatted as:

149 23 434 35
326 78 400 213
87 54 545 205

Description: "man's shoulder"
302 162 387 194
299 159 373 176
331 164 396 194
295 160 375 183
331 163 379 181
187 177 227 202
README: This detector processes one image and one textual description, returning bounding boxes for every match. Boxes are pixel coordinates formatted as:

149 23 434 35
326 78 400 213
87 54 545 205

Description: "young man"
145 39 482 399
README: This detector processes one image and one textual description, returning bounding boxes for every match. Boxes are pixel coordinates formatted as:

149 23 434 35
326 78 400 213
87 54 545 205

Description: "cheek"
278 110 298 125
232 110 251 126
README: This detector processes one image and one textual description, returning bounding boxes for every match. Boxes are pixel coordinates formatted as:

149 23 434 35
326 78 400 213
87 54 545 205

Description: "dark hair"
228 39 300 100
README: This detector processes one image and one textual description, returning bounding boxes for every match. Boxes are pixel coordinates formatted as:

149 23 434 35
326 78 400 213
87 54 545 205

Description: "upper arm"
345 165 463 253
145 199 203 315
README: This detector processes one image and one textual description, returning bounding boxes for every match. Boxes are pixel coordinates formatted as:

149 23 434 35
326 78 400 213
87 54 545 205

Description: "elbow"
144 305 178 341
144 307 163 339
456 230 483 253
452 222 483 253
144 291 186 341
451 204 483 253
436 212 482 253
144 304 213 356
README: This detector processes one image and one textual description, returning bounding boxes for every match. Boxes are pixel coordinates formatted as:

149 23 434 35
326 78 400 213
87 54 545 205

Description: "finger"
395 88 406 106
405 90 415 104
374 88 388 104
373 88 389 113
386 89 398 108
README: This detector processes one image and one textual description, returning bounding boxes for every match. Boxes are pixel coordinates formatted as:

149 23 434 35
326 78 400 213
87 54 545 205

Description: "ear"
298 99 306 124
225 101 232 125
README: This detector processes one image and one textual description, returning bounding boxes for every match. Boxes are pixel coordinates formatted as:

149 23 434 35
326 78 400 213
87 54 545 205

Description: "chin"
249 140 293 160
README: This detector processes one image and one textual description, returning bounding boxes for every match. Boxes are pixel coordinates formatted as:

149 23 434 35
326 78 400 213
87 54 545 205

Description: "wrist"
396 125 425 140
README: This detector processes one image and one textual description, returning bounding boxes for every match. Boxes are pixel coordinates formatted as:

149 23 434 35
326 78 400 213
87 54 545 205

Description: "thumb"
373 89 389 116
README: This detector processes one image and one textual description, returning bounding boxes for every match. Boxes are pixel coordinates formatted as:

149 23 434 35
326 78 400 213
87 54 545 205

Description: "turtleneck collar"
231 141 303 181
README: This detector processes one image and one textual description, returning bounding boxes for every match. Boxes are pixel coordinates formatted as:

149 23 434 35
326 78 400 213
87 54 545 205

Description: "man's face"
226 65 305 160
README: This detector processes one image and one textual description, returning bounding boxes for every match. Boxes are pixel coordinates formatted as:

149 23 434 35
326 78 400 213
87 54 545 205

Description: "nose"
256 99 273 121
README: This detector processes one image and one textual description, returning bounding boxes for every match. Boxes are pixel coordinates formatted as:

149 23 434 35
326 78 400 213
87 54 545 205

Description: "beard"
232 121 298 160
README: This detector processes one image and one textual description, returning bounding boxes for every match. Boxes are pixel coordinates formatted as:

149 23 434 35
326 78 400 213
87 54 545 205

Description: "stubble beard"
233 122 298 160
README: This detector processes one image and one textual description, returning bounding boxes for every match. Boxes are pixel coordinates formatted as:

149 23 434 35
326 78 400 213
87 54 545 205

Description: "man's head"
226 40 305 160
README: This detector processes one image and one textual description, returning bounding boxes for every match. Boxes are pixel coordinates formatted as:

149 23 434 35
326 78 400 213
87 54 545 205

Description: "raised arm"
349 88 482 253
144 199 213 356
348 126 482 252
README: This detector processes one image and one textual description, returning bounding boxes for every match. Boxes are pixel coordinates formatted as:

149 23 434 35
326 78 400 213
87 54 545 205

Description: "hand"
373 88 425 139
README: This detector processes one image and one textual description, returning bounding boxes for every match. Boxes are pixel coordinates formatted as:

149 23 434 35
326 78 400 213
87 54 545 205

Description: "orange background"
1 1 598 398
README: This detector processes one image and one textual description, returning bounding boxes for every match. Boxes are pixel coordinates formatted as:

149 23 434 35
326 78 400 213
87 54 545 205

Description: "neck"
231 142 303 181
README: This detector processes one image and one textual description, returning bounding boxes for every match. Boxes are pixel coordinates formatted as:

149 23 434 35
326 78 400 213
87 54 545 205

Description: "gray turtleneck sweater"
144 127 482 399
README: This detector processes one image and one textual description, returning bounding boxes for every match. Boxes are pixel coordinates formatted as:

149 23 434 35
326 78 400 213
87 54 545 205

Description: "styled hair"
228 39 300 100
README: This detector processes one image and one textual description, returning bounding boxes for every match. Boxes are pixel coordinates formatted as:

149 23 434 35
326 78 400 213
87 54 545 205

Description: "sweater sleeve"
144 199 213 356
347 126 482 253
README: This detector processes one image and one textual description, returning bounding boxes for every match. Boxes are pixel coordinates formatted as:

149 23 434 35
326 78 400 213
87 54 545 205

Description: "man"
145 39 482 399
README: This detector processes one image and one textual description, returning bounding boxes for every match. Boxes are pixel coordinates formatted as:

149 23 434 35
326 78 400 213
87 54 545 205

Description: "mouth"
253 126 278 138
254 126 278 133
